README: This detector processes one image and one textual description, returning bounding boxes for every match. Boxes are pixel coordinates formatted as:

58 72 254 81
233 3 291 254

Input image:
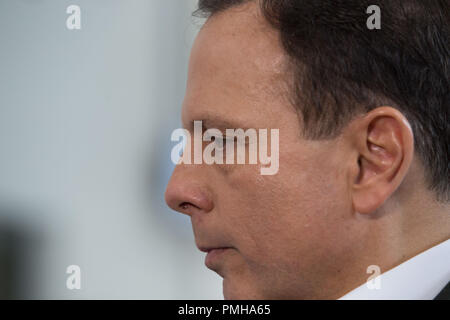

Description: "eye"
211 136 227 150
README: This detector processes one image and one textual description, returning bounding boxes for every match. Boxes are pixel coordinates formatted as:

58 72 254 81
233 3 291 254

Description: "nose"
165 166 214 216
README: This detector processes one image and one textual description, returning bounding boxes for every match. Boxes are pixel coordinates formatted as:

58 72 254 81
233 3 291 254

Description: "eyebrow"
187 115 251 131
202 118 240 130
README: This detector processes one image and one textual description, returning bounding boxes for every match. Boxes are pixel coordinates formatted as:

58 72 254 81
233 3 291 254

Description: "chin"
222 277 263 300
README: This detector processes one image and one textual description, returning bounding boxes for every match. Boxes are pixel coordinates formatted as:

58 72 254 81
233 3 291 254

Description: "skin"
165 2 450 299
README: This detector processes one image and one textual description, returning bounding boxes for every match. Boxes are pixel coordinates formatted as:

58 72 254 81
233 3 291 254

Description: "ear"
349 107 414 214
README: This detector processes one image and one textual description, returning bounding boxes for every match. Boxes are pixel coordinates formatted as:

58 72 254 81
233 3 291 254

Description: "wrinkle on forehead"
198 2 286 77
183 1 293 128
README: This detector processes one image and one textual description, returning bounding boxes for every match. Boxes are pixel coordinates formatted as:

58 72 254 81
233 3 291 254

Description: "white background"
0 0 223 299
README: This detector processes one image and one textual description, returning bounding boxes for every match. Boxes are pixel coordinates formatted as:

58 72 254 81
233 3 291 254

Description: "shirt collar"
339 238 450 300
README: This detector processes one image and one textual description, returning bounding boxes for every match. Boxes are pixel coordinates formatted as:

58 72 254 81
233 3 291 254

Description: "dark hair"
195 0 449 201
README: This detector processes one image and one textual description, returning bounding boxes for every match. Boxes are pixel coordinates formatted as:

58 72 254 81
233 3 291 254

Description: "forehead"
182 2 294 129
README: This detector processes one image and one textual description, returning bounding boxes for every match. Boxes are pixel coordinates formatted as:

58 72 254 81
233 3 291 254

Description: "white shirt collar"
339 238 450 300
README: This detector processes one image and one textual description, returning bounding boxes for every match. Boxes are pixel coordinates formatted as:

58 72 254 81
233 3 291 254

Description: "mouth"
198 246 233 269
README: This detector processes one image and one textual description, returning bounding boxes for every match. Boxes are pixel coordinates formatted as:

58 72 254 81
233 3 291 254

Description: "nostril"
177 202 201 217
179 202 201 211
180 202 190 210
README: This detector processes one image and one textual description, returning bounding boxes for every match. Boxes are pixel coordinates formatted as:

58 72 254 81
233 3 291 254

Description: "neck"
330 177 449 300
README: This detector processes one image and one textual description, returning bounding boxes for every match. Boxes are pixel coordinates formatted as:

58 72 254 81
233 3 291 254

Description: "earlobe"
351 107 414 214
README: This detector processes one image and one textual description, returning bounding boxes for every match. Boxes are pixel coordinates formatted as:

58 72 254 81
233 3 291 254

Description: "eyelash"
212 136 233 149
203 131 249 148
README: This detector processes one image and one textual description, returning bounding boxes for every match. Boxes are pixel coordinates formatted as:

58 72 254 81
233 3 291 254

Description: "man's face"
166 4 363 299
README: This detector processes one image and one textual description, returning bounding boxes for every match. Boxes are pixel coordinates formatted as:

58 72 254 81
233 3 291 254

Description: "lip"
201 247 232 268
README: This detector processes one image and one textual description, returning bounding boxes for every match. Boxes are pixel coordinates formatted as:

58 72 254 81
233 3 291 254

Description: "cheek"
219 145 351 275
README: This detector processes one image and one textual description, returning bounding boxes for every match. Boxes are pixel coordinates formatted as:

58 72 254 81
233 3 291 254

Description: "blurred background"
0 0 223 299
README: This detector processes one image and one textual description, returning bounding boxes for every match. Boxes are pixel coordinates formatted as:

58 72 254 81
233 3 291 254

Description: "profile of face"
165 4 417 299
